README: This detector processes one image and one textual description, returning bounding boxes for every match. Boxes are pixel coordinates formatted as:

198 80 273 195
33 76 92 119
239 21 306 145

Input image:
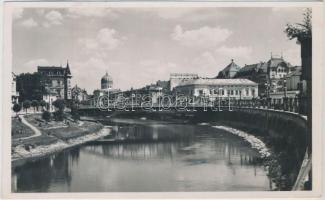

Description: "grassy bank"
11 117 34 139
12 114 108 167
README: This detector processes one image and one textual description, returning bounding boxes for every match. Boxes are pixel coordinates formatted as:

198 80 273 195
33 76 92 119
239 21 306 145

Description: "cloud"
171 25 232 48
156 8 227 22
20 18 38 28
67 7 118 19
22 59 49 72
215 45 253 60
191 51 220 76
44 10 63 26
13 7 24 20
78 27 125 53
156 8 199 20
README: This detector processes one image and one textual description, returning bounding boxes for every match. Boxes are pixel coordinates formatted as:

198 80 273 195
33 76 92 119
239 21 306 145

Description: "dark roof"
217 59 241 78
37 66 65 70
267 57 293 69
237 62 266 75
65 61 71 75
286 66 302 77
37 61 72 76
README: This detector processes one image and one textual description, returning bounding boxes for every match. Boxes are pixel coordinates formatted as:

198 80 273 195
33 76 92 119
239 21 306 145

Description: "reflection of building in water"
13 151 73 192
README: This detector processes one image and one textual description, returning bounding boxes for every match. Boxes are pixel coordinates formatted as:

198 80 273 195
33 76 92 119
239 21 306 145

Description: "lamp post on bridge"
264 82 270 109
218 88 222 111
283 79 288 111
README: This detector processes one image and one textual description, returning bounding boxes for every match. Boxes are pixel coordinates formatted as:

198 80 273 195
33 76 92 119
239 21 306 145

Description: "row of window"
196 89 255 96
271 68 287 73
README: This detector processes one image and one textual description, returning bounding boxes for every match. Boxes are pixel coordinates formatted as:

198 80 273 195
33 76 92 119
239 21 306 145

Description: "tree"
42 110 51 122
71 104 80 121
16 72 46 102
31 100 39 112
53 99 65 110
52 99 65 121
285 8 311 42
39 100 47 111
12 103 21 116
22 100 31 113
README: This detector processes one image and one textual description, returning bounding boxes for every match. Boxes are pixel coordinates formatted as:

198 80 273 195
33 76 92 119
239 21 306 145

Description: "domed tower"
101 72 113 90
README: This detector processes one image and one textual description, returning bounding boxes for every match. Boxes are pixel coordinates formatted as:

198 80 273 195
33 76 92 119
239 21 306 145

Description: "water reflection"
12 123 271 192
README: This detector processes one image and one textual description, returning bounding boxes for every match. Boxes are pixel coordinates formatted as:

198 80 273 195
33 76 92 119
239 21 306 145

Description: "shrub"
23 100 31 113
13 103 21 116
31 100 39 112
53 99 65 111
42 110 51 122
39 100 46 110
53 110 64 121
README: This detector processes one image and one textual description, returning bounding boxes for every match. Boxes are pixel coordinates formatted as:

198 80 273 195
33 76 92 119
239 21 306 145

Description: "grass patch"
47 122 103 141
11 118 34 139
12 135 58 147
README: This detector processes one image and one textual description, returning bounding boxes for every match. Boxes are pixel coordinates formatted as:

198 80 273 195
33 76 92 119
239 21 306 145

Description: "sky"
12 6 307 93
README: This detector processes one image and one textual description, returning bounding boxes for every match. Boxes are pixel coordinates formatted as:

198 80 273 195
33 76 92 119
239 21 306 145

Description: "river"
12 121 273 192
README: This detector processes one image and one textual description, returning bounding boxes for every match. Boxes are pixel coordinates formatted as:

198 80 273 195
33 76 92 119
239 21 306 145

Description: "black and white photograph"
1 1 324 199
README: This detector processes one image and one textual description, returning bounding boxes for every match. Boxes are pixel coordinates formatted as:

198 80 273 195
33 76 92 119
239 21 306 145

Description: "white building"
12 72 19 105
42 92 58 112
174 78 258 101
170 73 199 91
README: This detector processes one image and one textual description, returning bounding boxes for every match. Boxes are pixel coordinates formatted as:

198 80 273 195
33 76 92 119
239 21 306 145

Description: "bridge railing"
79 97 306 116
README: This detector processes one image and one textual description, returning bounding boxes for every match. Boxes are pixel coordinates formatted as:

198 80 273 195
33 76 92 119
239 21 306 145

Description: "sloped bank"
12 123 111 168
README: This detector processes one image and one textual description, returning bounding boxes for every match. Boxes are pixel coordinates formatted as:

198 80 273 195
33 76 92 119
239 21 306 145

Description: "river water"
12 122 272 192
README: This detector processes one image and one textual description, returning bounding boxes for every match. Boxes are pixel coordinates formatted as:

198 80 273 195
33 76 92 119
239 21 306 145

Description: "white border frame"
1 1 324 199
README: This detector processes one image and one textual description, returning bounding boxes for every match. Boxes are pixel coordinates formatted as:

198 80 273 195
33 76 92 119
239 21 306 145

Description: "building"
170 73 199 91
42 91 58 112
71 85 88 102
38 61 72 101
268 66 305 110
216 59 241 79
12 72 19 105
101 71 113 90
174 78 258 101
285 66 304 91
234 55 295 96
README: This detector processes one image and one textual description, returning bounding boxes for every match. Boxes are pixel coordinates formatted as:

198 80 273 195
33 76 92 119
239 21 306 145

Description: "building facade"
37 61 72 101
71 85 88 102
11 72 19 105
174 78 258 101
101 72 113 90
170 73 199 91
234 55 296 96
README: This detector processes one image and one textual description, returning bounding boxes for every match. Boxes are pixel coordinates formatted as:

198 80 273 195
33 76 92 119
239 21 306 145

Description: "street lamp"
218 88 223 111
283 79 287 111
264 82 270 109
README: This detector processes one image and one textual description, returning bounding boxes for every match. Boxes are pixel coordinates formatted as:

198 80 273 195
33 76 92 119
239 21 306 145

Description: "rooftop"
177 78 258 87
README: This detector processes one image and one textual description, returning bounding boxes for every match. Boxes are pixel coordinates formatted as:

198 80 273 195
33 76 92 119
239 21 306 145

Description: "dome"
101 72 113 89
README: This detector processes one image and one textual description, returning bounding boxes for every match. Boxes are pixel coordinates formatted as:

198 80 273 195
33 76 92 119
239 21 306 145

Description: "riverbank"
11 114 111 167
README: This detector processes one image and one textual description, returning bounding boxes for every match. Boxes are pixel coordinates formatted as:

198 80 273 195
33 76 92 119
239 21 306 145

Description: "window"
236 90 239 95
246 89 249 96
